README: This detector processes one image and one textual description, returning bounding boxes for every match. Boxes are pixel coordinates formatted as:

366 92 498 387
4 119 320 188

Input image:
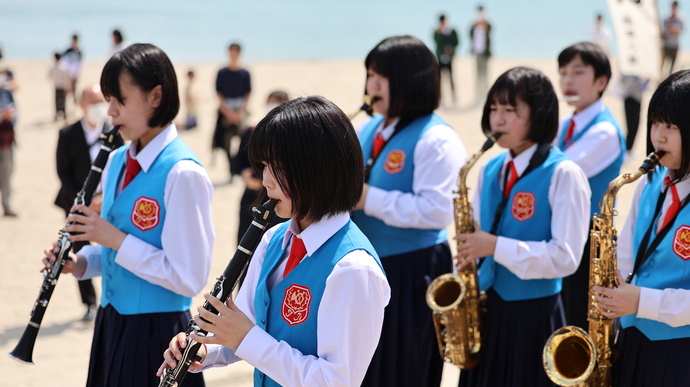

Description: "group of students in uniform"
39 34 690 387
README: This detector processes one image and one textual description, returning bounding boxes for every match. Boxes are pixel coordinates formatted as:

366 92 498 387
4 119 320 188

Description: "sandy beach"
0 53 687 386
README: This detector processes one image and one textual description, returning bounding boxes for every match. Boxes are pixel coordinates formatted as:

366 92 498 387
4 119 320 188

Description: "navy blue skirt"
361 242 452 387
613 326 690 387
459 289 564 387
86 304 205 387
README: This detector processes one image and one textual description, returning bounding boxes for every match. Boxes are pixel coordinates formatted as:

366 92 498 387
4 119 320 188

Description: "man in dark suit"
55 85 124 321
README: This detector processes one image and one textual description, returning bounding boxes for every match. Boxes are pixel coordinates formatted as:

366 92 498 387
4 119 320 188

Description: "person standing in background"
108 29 130 58
49 52 70 121
55 85 124 321
590 13 612 52
0 67 18 217
212 43 251 182
183 70 198 130
471 6 492 104
434 14 459 106
62 34 83 104
662 1 684 77
619 74 648 156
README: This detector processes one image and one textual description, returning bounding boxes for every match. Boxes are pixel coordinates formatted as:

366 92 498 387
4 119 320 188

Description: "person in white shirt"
594 70 690 387
42 44 213 387
107 29 130 58
159 95 390 387
556 42 625 330
470 5 492 103
589 13 612 52
456 67 591 387
48 52 71 121
352 35 466 387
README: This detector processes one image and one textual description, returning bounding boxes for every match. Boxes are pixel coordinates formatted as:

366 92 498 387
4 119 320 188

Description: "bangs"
247 119 290 197
490 87 518 107
100 54 126 103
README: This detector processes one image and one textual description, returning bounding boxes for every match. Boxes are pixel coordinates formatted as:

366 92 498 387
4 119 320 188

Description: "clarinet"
8 126 121 365
159 198 277 387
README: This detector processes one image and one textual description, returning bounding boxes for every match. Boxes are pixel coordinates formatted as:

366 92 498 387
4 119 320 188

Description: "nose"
107 100 118 118
262 167 274 189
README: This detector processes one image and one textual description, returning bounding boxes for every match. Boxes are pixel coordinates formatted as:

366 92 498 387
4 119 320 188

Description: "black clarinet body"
159 198 277 387
8 126 121 365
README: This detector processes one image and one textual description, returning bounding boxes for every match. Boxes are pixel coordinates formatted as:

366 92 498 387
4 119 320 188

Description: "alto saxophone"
425 133 501 369
542 151 664 387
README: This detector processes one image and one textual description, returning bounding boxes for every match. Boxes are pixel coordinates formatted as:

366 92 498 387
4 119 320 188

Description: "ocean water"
0 0 686 62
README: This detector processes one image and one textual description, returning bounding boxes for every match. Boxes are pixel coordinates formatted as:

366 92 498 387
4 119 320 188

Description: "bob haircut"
558 42 612 97
248 95 364 222
100 43 179 128
646 70 690 181
481 67 559 144
365 35 439 130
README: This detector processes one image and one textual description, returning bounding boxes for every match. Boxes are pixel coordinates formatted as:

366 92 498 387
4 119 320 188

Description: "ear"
149 85 163 108
594 75 608 95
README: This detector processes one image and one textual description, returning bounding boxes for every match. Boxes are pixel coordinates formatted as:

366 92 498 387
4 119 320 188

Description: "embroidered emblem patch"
383 150 405 174
672 225 690 261
282 284 312 326
511 192 536 222
131 196 160 231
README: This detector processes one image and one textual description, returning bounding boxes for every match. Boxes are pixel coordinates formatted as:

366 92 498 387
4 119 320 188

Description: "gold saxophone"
542 151 664 387
425 133 501 369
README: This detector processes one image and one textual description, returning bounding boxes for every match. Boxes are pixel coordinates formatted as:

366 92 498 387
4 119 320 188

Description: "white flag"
607 0 662 80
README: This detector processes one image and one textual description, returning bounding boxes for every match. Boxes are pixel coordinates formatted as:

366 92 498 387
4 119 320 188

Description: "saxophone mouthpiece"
481 133 502 152
640 151 665 173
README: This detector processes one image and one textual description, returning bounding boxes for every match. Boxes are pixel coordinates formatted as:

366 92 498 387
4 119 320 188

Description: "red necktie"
504 161 518 199
283 236 307 278
660 177 680 231
372 132 386 159
122 155 142 189
564 119 575 146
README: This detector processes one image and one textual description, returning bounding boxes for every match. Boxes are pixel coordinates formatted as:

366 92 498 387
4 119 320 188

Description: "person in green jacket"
434 14 459 105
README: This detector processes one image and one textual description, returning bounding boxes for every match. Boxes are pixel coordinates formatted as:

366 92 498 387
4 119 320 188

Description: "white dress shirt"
80 118 104 163
556 99 622 178
75 124 214 298
617 172 690 327
358 117 467 230
200 213 391 387
473 144 592 279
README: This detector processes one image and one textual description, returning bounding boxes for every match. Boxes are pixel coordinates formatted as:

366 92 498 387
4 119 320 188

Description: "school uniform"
459 144 591 387
556 98 626 329
74 124 214 387
352 113 466 387
198 213 391 387
613 167 690 387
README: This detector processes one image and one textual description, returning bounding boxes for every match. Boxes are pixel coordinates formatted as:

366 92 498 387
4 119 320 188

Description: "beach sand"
0 53 686 386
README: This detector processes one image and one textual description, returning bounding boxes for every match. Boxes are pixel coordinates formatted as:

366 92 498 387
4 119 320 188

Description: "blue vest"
100 138 200 315
478 147 568 301
621 167 690 340
252 220 381 387
351 114 448 257
556 107 625 217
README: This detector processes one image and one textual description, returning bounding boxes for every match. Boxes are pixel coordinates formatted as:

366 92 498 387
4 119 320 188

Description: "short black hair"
113 29 123 44
439 14 446 22
187 70 195 77
229 43 241 52
100 43 179 128
646 70 690 181
482 66 559 144
72 34 79 41
365 35 439 131
248 96 364 223
558 42 612 97
54 52 61 61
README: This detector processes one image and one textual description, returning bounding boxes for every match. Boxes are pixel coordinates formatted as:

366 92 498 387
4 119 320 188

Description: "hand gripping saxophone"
542 152 664 387
425 133 501 369
159 198 277 387
8 126 121 365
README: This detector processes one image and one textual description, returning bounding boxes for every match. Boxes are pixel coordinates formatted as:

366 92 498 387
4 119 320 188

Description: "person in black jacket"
55 84 124 321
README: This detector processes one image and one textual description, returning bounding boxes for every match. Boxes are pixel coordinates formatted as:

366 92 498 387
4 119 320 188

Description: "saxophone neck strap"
629 186 690 282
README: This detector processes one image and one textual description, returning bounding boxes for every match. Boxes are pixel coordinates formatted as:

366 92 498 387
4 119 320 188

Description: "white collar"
127 123 178 173
503 143 538 177
375 117 400 141
281 212 351 257
571 99 604 134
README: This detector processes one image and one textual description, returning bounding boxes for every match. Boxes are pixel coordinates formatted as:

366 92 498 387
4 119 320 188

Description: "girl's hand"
353 184 370 211
41 241 86 275
454 223 497 271
593 271 641 318
189 293 255 351
64 204 126 251
157 332 207 377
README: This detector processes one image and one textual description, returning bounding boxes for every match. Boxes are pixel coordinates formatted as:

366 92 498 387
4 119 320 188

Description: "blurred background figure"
61 34 83 104
108 29 129 58
434 14 459 106
48 52 70 121
618 74 648 157
0 69 17 217
471 5 492 103
662 1 684 77
183 70 197 130
590 13 612 52
54 85 124 321
212 42 251 182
